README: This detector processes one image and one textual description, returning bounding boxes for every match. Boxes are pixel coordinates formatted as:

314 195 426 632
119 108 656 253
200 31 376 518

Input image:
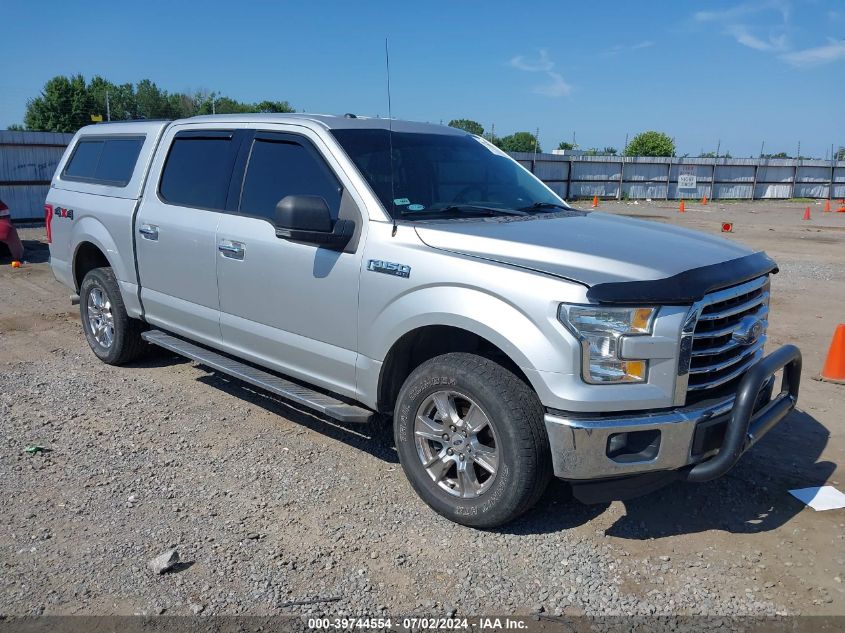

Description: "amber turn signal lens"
623 360 647 381
631 308 654 333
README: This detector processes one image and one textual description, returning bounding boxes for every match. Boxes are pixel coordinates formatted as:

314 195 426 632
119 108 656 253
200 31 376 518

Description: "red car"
0 198 24 261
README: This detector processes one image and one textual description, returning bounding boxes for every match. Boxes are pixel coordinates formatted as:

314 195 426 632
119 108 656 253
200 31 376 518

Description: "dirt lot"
1 200 843 618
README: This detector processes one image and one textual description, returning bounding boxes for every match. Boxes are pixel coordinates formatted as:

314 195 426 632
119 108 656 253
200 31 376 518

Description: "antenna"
385 38 398 237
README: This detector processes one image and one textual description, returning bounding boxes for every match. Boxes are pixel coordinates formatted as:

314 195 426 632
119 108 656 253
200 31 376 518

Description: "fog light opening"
606 430 661 463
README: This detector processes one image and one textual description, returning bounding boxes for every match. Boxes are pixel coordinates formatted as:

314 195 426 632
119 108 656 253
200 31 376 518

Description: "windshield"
330 129 566 219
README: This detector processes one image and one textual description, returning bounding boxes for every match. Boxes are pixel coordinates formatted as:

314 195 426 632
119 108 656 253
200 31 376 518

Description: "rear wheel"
394 353 552 528
79 267 146 365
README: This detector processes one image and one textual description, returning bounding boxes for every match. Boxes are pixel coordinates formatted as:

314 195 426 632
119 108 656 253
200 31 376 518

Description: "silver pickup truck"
46 114 801 527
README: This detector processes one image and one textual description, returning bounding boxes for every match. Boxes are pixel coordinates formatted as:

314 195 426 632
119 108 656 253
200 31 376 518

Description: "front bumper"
544 345 802 481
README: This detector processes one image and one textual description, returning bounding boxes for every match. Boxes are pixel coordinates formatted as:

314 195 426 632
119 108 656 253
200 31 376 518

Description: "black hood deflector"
586 251 778 305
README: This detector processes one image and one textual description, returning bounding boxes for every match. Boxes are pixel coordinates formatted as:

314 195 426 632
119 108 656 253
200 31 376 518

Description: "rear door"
136 127 244 346
215 128 364 397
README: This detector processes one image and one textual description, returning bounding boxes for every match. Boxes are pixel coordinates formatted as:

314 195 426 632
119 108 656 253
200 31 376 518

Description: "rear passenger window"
159 132 238 210
240 137 342 221
63 136 144 186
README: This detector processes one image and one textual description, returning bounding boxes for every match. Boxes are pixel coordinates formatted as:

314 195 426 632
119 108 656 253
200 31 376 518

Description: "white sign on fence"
678 165 697 189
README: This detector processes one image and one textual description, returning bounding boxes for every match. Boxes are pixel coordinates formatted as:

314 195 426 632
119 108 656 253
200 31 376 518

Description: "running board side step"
141 330 374 424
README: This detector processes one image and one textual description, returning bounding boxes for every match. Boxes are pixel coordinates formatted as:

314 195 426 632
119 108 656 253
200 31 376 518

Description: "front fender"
363 284 574 376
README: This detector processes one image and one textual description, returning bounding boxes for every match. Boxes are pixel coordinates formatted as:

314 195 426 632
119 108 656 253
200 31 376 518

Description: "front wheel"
394 353 552 528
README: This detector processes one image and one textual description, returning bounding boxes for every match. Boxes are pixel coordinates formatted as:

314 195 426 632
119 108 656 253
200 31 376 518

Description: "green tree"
448 119 484 135
168 92 198 118
557 141 577 151
199 95 253 114
624 131 675 157
254 100 295 113
195 94 296 115
6 124 25 131
21 75 297 132
602 146 618 155
500 131 540 153
24 74 93 132
135 79 178 119
88 76 137 121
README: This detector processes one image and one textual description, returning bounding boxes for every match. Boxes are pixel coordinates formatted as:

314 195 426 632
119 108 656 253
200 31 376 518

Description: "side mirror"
273 195 354 250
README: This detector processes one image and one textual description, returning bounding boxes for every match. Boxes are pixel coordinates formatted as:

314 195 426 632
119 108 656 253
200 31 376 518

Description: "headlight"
558 304 656 384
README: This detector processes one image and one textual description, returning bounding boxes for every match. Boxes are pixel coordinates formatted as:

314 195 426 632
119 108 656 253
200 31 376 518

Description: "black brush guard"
684 344 802 483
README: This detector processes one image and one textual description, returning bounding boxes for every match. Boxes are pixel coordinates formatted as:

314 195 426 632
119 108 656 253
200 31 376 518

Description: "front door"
215 130 364 397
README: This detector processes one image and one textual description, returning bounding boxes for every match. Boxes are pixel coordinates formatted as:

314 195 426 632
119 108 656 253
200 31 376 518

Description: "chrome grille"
683 276 770 402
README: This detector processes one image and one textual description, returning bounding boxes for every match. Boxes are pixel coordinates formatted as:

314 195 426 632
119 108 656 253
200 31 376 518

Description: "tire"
79 267 146 365
394 352 552 528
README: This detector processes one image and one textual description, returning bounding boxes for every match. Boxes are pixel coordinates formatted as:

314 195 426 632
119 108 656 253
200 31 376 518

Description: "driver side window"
239 136 342 222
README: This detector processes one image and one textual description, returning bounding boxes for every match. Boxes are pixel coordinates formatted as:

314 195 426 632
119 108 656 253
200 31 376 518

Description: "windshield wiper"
518 201 572 212
402 204 528 218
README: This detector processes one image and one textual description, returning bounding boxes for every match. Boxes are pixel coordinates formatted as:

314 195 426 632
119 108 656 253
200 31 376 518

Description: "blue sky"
1 0 843 157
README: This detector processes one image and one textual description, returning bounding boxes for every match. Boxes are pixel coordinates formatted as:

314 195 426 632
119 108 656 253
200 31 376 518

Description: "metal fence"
511 152 845 201
2 131 844 221
0 130 74 220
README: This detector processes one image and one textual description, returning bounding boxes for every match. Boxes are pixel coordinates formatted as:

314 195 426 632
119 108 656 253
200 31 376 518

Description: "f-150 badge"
367 260 411 278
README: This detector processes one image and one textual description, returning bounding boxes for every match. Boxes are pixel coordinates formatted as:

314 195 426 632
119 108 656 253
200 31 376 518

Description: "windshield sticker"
393 198 410 206
407 204 425 211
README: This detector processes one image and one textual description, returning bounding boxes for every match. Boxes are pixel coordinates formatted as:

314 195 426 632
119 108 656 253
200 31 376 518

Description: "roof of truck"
180 113 465 135
76 114 465 137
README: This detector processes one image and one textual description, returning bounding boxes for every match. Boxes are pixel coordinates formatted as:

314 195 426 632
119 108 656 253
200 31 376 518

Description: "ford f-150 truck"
46 114 801 527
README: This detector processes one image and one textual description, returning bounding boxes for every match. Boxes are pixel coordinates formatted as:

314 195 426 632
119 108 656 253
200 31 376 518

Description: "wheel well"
73 242 110 290
377 325 532 414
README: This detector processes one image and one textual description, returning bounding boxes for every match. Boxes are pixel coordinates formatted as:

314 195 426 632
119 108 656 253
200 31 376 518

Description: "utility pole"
534 127 540 161
106 90 111 122
760 140 765 158
715 140 721 159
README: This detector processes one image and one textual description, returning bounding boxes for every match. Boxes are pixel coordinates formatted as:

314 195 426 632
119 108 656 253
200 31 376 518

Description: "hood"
414 211 754 288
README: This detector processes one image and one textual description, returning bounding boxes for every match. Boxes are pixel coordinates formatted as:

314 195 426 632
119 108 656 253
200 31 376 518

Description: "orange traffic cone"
819 324 845 384
701 196 708 205
592 195 599 208
802 207 811 220
679 200 686 213
838 204 845 213
824 199 831 212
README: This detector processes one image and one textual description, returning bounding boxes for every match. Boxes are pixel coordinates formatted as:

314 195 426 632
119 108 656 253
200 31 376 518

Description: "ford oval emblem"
732 315 764 346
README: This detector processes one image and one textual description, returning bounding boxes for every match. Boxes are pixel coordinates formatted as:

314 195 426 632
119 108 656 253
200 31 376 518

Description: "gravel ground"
1 202 843 619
